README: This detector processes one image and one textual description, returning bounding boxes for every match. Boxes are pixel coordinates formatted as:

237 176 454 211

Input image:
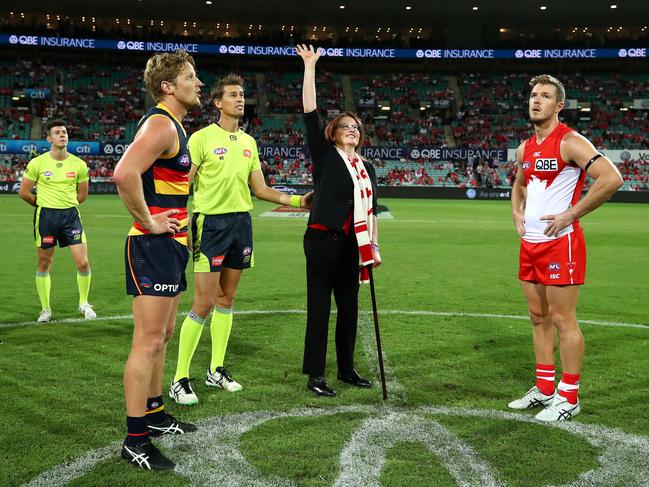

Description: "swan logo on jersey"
535 158 558 171
179 154 190 167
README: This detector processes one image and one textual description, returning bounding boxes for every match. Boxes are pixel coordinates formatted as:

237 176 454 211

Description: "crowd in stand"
1 59 648 189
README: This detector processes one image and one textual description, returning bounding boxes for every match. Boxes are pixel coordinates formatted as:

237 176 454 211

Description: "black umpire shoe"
148 414 198 438
121 440 175 471
337 369 372 388
307 376 336 397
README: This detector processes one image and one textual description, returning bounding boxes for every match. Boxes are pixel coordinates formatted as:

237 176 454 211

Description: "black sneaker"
121 440 175 470
148 414 198 438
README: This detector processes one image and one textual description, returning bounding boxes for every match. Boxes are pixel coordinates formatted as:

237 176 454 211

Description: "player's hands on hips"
147 209 180 235
300 190 314 209
540 209 575 237
296 44 321 66
512 211 525 236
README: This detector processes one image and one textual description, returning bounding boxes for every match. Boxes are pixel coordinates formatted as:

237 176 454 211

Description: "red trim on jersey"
153 165 189 183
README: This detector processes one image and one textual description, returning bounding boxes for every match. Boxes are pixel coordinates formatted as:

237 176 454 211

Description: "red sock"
558 372 580 404
535 363 555 395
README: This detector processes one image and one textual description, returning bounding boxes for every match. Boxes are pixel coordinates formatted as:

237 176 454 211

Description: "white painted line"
2 309 646 331
24 405 649 487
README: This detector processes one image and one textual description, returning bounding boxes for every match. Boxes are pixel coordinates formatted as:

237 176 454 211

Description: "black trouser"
302 227 360 377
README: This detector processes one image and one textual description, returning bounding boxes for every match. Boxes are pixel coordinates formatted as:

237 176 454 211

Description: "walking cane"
368 267 388 400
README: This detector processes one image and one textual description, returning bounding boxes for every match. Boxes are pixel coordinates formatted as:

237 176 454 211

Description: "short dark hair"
211 73 245 103
529 74 566 103
46 119 67 132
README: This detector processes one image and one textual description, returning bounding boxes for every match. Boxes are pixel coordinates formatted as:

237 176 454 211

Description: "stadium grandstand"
1 1 649 485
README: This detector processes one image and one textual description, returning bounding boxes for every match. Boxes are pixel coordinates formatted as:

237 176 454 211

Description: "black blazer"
304 110 378 232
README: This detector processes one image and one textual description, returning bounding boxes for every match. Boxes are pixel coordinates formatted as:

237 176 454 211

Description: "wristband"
290 195 301 208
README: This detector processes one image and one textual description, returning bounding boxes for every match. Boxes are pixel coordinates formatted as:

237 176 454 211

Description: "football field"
1 194 648 487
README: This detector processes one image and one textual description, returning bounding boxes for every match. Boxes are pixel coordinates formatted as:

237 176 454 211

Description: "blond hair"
529 74 565 103
143 49 196 102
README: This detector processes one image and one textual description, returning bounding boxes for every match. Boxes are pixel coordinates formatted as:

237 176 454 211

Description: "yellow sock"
210 307 233 370
77 271 91 305
35 272 51 310
174 311 206 382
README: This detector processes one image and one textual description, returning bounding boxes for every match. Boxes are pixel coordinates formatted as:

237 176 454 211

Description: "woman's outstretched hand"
296 44 321 67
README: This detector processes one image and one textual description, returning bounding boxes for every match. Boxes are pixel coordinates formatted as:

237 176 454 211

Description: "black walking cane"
368 266 388 400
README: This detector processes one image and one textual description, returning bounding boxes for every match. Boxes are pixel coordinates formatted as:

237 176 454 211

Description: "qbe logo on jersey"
535 158 558 171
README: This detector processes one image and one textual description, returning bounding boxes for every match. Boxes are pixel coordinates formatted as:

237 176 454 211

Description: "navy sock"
145 395 167 424
126 416 149 446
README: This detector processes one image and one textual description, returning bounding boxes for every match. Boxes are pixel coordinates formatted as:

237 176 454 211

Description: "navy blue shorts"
34 206 85 249
192 212 253 272
125 234 189 297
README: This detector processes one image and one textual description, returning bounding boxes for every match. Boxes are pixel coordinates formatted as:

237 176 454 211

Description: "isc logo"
535 158 558 171
549 273 561 279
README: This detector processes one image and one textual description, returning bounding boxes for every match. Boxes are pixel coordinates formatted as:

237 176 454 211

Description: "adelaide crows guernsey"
127 103 191 246
521 122 586 243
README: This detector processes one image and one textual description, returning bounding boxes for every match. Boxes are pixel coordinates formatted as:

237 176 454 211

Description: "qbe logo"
618 48 627 57
117 41 126 49
515 50 524 58
535 158 558 171
219 45 228 54
416 50 424 58
619 48 646 58
9 35 38 45
410 149 420 158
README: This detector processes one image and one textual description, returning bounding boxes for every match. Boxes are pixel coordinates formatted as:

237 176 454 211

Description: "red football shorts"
519 227 586 285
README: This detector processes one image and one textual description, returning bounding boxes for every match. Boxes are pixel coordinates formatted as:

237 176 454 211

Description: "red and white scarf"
336 147 374 283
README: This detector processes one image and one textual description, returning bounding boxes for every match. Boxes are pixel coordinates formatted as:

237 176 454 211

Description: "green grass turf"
0 195 647 486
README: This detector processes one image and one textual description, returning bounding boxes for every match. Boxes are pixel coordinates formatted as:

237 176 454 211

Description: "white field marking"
422 406 649 487
1 309 647 331
358 316 407 401
23 405 649 487
334 410 504 487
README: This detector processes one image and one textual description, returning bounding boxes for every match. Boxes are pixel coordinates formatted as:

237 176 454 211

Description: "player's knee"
548 309 575 331
215 293 235 309
193 296 214 317
76 259 89 272
37 258 52 272
528 308 548 327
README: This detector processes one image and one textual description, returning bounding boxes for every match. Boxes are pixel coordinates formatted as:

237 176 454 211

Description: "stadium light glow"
472 6 479 10
580 107 591 112
610 4 618 8
620 107 629 111
540 5 547 10
339 4 345 8
406 6 412 10
381 106 391 111
205 0 213 4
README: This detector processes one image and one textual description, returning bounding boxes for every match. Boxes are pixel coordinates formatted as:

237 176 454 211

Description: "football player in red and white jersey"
508 75 623 422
